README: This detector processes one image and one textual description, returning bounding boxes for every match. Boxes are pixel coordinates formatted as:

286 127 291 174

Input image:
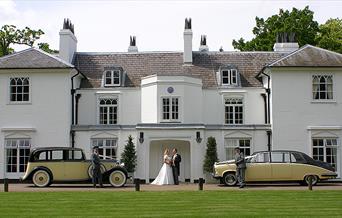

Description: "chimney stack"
199 35 209 52
128 36 138 52
183 18 193 64
59 18 77 63
273 32 299 52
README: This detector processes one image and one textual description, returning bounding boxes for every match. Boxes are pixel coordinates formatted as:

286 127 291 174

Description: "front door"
246 152 272 181
63 149 89 180
149 140 191 182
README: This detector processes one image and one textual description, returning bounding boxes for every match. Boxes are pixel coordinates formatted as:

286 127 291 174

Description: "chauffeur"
234 147 246 188
91 146 103 188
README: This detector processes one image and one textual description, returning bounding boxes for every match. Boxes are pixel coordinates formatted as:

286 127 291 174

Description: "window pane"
271 152 283 163
51 150 63 160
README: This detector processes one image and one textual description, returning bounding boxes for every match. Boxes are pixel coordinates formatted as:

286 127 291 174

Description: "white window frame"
5 138 31 173
224 138 251 160
104 70 121 87
91 138 118 160
312 74 334 101
161 96 180 122
221 69 238 86
224 97 244 124
8 77 31 104
312 138 339 172
98 98 118 124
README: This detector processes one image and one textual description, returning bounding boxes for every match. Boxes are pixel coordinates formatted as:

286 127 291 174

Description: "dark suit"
91 153 103 187
235 152 246 187
172 153 181 185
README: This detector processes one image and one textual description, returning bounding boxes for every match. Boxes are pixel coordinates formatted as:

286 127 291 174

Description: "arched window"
10 77 30 102
99 98 118 124
312 75 333 100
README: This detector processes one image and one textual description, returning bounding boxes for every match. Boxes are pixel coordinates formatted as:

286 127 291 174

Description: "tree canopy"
38 42 59 54
315 18 342 54
0 25 44 56
232 6 320 51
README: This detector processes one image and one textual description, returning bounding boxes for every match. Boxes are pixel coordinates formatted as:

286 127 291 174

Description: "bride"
151 148 174 185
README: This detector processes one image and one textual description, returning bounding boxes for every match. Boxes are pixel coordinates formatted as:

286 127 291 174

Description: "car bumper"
211 173 221 180
321 173 338 178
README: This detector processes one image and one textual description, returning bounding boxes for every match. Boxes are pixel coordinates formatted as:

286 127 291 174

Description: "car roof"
252 150 306 154
31 147 83 152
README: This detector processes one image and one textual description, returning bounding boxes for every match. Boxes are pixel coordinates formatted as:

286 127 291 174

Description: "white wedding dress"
151 155 175 185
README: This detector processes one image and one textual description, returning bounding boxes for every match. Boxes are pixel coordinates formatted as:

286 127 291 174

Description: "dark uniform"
172 153 182 185
235 150 246 188
91 150 103 188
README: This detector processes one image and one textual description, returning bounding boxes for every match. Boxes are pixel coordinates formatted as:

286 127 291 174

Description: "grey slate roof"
0 48 73 69
74 51 286 88
268 45 342 67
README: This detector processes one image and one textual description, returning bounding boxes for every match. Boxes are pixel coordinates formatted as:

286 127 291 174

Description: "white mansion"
0 19 341 182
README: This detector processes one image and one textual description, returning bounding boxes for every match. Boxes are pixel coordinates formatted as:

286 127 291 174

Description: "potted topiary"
120 135 137 183
203 136 219 183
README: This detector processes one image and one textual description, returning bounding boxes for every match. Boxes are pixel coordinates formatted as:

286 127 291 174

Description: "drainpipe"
267 130 272 151
75 94 82 125
71 70 80 148
261 93 267 124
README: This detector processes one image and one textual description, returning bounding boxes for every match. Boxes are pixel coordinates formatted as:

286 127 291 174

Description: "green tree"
120 135 137 173
38 42 59 54
0 25 44 56
316 18 342 53
232 6 319 51
203 136 219 173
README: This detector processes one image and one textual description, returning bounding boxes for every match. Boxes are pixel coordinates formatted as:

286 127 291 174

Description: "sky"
0 0 341 53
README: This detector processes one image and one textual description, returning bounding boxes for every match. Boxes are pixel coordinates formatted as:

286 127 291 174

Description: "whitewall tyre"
304 175 318 186
32 170 51 187
223 173 237 186
109 170 127 187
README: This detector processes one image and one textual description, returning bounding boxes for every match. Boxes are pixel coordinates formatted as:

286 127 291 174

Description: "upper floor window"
224 98 243 124
104 70 121 86
162 97 179 122
222 69 238 86
312 75 333 100
10 77 30 102
99 98 118 124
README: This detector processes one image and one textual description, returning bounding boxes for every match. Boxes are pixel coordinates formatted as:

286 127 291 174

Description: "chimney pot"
128 35 138 52
199 35 209 52
273 32 299 52
59 18 77 63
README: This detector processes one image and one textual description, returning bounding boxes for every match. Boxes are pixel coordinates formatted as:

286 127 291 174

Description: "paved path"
1 182 342 192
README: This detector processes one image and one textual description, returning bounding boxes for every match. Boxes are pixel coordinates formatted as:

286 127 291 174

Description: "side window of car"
254 152 270 163
291 152 306 163
38 151 47 161
51 150 63 160
65 150 84 161
271 152 291 163
73 150 84 160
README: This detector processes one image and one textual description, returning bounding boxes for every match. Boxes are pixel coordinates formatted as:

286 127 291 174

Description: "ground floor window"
312 138 338 171
91 138 118 160
225 138 251 160
5 139 31 173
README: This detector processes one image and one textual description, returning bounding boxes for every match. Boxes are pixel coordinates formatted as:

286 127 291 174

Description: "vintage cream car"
213 150 337 186
21 147 128 187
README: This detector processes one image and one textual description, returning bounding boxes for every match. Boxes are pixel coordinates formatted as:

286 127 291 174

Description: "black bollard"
308 176 313 191
4 178 8 192
198 178 204 191
134 178 140 191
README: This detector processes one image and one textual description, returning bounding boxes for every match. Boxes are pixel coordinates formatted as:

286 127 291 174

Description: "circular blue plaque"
167 87 174 94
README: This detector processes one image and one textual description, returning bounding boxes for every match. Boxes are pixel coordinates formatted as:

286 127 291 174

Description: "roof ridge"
267 45 310 67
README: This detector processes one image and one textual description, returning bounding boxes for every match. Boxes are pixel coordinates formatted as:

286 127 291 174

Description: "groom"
171 148 181 185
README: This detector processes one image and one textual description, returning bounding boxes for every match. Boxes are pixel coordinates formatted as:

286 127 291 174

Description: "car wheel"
32 170 51 187
223 173 237 186
109 170 127 187
304 175 318 186
88 164 106 179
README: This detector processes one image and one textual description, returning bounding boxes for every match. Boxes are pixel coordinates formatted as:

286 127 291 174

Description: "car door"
270 152 292 180
42 150 65 181
246 152 272 181
63 150 89 181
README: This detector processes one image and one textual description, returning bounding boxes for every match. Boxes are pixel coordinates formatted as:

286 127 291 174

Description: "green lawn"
0 190 341 217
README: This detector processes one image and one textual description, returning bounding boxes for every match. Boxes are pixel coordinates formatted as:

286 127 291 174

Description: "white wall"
203 88 266 125
271 68 342 176
0 69 73 179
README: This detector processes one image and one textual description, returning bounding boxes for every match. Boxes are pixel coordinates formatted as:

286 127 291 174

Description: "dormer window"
104 70 121 86
222 69 238 85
